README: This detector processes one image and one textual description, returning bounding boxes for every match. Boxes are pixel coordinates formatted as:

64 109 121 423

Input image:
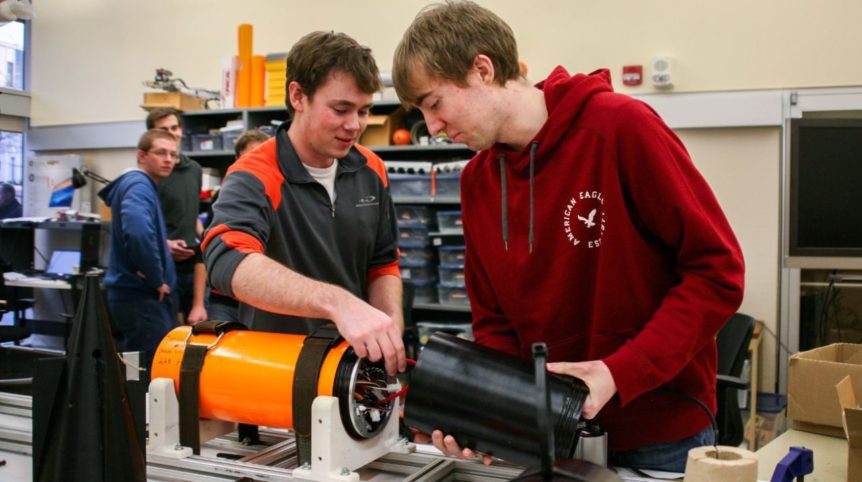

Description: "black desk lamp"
71 167 112 188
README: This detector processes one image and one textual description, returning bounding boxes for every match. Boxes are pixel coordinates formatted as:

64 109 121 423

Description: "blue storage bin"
434 172 461 198
438 283 470 307
222 130 242 151
438 265 465 286
398 224 430 246
400 262 437 282
406 279 437 304
436 210 463 233
399 242 434 265
390 173 432 198
742 392 787 413
191 133 223 151
396 205 433 226
438 245 466 267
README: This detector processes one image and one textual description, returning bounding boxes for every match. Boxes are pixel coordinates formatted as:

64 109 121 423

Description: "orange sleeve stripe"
355 143 389 188
368 259 401 285
226 138 284 210
201 224 230 252
202 224 264 254
221 231 265 254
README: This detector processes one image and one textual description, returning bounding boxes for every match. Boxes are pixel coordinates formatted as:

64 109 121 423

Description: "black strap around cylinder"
292 324 343 467
179 344 208 454
178 321 247 454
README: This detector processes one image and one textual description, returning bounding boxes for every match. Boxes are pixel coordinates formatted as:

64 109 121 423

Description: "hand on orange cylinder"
392 128 411 146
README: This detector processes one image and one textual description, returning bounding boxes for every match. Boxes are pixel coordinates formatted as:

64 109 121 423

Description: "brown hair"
393 1 520 106
285 31 381 118
234 129 270 158
145 107 183 130
137 128 178 152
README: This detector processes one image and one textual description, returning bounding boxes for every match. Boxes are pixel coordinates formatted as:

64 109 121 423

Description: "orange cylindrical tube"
236 24 253 108
151 326 350 428
250 54 265 107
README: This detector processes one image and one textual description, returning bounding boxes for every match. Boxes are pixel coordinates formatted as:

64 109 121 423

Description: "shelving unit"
180 103 476 329
181 106 288 172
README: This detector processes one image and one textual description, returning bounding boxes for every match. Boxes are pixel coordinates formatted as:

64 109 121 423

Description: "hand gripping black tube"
404 333 589 466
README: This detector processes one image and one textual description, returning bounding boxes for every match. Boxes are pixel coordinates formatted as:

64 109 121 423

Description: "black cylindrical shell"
405 333 588 466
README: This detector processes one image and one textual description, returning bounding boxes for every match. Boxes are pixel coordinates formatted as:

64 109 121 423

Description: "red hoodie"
461 67 745 451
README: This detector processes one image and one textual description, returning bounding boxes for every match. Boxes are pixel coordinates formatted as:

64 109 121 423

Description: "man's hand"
331 293 406 376
167 239 195 262
412 430 493 464
156 283 171 303
546 360 617 419
187 305 207 325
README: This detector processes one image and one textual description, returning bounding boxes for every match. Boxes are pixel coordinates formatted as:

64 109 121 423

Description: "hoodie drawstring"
498 140 539 254
529 141 537 254
499 156 508 251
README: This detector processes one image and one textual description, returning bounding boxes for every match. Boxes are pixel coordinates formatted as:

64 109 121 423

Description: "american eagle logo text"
563 191 605 248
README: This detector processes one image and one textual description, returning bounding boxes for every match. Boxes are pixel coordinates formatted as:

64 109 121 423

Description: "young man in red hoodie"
393 1 745 473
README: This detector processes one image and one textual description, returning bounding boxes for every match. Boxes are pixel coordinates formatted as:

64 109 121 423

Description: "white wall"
30 0 862 126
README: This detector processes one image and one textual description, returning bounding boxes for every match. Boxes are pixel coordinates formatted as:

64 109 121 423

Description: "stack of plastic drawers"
437 245 468 307
396 205 437 303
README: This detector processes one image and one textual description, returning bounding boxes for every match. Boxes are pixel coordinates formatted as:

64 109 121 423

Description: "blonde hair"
393 1 520 106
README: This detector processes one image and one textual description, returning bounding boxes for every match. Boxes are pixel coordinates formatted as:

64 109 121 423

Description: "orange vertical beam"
250 54 265 107
236 24 253 108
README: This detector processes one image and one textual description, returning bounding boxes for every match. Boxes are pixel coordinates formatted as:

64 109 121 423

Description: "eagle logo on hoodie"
563 191 605 248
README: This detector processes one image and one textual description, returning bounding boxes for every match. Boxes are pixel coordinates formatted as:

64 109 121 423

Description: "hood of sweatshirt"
485 67 613 252
489 67 613 176
97 169 151 206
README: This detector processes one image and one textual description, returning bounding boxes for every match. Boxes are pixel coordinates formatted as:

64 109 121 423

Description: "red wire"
376 385 409 405
371 358 416 405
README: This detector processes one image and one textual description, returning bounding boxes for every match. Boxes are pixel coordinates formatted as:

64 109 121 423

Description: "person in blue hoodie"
98 129 179 368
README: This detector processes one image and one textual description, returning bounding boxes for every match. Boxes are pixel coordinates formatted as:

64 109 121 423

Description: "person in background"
203 31 405 376
0 182 22 220
392 1 744 472
233 129 270 159
98 129 178 368
146 107 208 325
206 128 270 324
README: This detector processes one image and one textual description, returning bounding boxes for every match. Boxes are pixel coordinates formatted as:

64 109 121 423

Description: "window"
0 131 23 202
0 21 25 90
0 20 28 203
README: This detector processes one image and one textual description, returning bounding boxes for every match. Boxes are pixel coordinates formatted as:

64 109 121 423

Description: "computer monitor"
48 177 75 209
789 118 862 260
46 250 80 276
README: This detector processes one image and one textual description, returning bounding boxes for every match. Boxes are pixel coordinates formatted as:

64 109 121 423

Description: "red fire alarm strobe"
622 65 643 86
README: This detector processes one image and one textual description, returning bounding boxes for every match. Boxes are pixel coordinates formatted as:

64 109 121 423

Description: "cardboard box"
142 92 206 112
836 376 862 482
359 109 404 146
788 343 862 437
